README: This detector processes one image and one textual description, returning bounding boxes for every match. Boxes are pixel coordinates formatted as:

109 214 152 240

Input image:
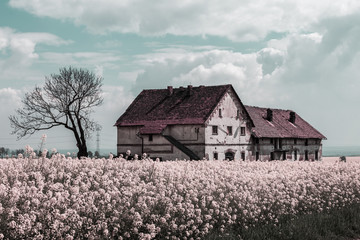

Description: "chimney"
187 85 193 96
266 108 273 122
289 111 296 124
167 86 173 96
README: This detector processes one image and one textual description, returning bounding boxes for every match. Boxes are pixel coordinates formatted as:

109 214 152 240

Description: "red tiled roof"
115 84 242 127
245 105 326 139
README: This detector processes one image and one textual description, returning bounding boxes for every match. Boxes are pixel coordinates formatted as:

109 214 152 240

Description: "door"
225 151 235 161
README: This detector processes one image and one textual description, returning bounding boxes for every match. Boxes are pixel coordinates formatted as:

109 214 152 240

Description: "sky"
1 0 360 153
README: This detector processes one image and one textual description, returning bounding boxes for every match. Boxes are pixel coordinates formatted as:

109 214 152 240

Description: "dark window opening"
212 126 218 135
294 150 297 160
219 109 222 117
294 139 297 144
240 127 246 136
279 139 283 149
305 139 308 146
282 151 286 160
226 152 235 161
270 152 275 161
227 126 233 136
305 150 309 160
213 152 218 160
256 151 259 161
149 134 153 141
241 152 245 161
255 138 259 144
315 150 319 160
270 138 273 144
237 109 240 118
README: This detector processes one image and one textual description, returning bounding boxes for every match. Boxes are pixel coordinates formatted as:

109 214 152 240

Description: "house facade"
115 84 326 161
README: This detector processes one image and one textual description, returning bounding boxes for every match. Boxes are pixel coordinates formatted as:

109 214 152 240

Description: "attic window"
212 126 218 135
149 134 153 141
305 139 308 146
219 109 222 118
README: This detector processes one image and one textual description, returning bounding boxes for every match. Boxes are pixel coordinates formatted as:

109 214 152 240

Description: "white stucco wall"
205 91 252 160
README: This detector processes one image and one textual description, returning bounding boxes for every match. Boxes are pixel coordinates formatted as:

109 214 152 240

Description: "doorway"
225 151 235 161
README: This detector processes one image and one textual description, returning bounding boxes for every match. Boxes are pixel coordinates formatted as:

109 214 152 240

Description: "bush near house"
0 156 359 239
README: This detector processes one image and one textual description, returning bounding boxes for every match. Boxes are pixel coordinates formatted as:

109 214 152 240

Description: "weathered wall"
205 91 252 160
117 125 206 160
251 138 323 161
117 126 142 155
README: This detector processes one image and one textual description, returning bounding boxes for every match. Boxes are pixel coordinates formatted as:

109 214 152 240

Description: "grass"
208 203 360 240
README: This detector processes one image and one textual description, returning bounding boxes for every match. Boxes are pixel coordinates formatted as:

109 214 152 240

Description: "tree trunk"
77 144 88 158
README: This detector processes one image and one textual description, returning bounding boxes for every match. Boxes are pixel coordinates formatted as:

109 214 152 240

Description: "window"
305 139 308 146
240 127 246 136
294 150 297 160
294 139 297 145
219 109 222 117
237 109 240 118
227 126 233 136
149 134 153 141
282 151 286 160
270 152 274 161
241 152 245 161
256 151 259 161
212 126 218 135
270 138 273 144
315 150 319 160
213 152 218 160
226 152 235 161
305 150 309 160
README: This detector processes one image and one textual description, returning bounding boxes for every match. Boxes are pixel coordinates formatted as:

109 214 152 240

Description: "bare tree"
9 67 103 157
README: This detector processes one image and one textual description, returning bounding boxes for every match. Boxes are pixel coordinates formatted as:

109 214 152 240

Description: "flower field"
0 156 360 239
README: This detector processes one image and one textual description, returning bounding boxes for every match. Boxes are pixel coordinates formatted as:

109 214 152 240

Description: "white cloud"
9 0 360 41
0 88 22 148
0 27 71 87
0 88 22 107
133 48 274 104
40 52 122 69
94 86 134 149
258 15 360 146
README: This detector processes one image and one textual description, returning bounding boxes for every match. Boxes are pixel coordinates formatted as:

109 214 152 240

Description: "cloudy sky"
1 0 359 152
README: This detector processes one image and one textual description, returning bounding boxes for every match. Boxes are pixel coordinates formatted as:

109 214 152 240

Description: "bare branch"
9 66 103 157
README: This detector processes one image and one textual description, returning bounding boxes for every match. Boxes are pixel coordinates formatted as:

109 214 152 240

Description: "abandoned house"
114 84 326 161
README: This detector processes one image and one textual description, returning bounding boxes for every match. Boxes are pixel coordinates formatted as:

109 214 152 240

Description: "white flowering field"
0 156 359 239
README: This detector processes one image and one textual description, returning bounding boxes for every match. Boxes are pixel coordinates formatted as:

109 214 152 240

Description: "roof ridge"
245 105 294 112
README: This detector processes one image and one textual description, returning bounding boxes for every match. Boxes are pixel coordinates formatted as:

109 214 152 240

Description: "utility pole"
96 126 101 155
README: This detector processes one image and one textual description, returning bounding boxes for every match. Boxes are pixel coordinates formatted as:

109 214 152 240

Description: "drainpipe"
136 132 144 155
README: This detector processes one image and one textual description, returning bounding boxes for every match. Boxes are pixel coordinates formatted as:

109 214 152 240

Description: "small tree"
9 67 103 157
0 147 5 158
